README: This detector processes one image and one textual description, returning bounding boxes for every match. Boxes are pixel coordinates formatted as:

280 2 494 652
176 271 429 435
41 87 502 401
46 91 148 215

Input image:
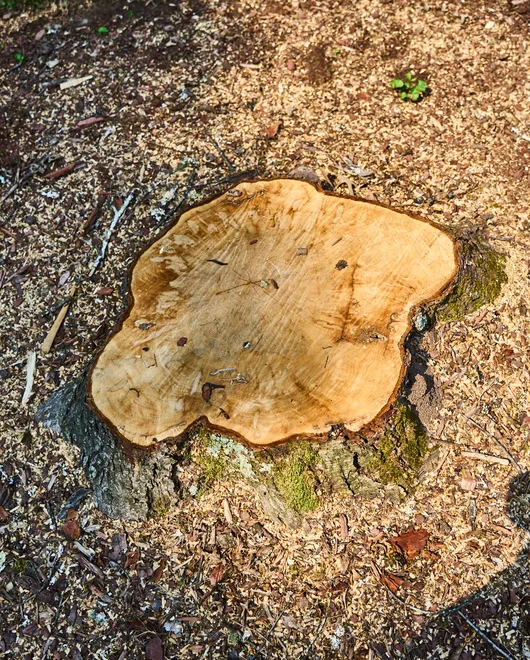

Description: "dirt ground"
1 0 530 658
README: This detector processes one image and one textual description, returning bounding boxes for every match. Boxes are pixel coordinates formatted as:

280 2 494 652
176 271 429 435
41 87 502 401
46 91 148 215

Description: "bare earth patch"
1 1 530 658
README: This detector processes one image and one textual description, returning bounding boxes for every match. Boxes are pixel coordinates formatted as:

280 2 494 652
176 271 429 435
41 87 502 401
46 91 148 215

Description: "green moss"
437 240 507 322
196 452 227 484
273 442 319 512
14 558 28 574
370 405 429 492
194 430 257 488
151 496 173 518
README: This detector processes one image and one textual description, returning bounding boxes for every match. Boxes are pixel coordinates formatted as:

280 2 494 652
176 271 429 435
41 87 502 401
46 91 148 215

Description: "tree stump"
38 179 501 523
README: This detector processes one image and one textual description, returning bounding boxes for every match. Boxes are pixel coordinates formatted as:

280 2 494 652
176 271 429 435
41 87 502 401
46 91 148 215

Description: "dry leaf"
124 550 140 570
209 562 225 586
389 529 430 559
0 504 8 520
151 556 167 583
265 121 281 139
146 636 164 660
380 572 406 594
62 519 81 541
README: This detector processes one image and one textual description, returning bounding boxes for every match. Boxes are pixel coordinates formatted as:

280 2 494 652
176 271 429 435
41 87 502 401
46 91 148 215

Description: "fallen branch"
89 192 134 276
41 284 77 355
463 415 522 473
21 351 37 406
460 450 510 466
457 612 515 660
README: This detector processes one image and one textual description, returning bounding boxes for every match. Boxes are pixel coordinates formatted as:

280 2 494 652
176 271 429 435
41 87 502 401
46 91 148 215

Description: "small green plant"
391 72 427 102
13 52 24 64
97 26 109 35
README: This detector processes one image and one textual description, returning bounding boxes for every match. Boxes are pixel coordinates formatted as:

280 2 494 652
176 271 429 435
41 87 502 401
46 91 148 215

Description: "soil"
1 1 530 659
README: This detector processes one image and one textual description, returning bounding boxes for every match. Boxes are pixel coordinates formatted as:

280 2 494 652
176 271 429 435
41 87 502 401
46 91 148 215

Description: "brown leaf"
461 474 477 491
0 504 8 520
75 117 105 130
379 572 411 594
65 508 78 521
124 550 140 570
151 556 167 583
380 572 405 594
265 121 281 139
43 163 76 180
96 287 114 297
389 529 430 559
146 636 164 660
62 519 81 541
209 562 225 586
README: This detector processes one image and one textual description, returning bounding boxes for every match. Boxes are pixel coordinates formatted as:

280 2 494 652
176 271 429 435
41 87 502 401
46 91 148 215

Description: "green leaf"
409 91 420 101
97 26 109 35
399 91 408 100
416 80 427 92
14 52 24 64
391 79 404 88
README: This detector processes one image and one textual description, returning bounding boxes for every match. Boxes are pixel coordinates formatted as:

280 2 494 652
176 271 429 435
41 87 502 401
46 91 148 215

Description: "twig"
89 192 134 276
41 285 77 355
21 555 62 605
379 580 433 614
463 415 522 473
512 127 530 143
460 451 510 466
456 612 515 660
21 351 37 406
205 131 235 171
155 169 198 228
303 595 331 656
256 607 286 655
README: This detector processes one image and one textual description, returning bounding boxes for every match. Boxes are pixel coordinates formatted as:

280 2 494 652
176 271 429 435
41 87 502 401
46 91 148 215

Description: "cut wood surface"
89 179 457 448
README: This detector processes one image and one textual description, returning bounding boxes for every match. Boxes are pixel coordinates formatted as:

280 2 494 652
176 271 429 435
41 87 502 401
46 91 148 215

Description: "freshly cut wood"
89 179 457 449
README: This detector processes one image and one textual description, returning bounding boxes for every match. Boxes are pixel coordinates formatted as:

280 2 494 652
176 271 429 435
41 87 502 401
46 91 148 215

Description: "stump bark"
36 179 505 523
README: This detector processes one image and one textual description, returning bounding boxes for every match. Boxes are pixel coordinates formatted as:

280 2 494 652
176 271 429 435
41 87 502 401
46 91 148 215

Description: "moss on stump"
437 238 507 322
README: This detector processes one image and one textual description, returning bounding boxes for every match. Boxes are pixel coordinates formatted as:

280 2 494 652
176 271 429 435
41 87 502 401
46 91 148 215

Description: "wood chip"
41 285 77 355
75 116 105 130
223 498 233 525
59 75 93 91
43 163 76 180
21 351 36 406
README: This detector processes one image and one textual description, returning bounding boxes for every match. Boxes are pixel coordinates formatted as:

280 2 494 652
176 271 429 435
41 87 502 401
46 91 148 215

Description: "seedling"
97 26 109 35
391 72 427 102
13 52 24 64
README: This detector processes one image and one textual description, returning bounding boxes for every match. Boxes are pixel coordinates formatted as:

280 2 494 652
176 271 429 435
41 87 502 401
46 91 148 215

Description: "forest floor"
1 0 530 658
